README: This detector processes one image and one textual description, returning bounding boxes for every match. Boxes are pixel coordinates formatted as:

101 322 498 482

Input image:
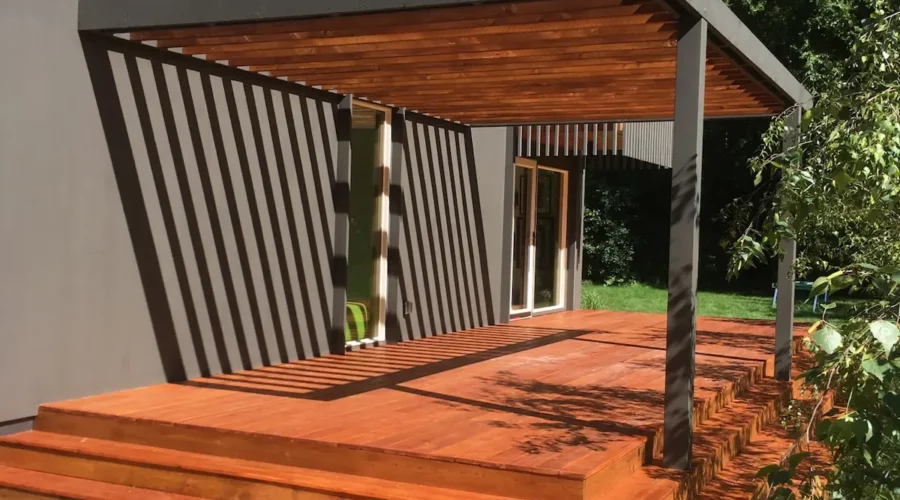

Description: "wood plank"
178 11 672 55
219 30 677 66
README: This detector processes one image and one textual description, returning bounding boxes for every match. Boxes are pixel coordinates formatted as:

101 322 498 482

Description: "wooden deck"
0 310 813 499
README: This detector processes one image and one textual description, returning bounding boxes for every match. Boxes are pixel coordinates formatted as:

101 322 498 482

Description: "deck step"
594 377 796 500
33 409 580 500
30 360 768 500
0 463 203 500
0 431 517 500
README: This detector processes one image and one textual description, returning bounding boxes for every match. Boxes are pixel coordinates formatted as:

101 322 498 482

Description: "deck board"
38 310 804 489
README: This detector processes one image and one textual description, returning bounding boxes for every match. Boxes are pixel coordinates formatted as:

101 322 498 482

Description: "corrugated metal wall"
623 121 673 168
514 122 673 169
95 36 343 380
387 115 496 342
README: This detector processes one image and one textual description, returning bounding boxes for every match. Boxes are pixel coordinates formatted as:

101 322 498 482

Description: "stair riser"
0 445 340 500
671 387 793 500
34 410 581 500
0 488 58 500
584 362 764 490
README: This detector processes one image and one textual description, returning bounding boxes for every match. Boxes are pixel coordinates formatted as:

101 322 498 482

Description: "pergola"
79 0 812 471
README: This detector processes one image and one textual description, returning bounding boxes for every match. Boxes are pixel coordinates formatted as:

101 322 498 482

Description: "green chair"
345 302 369 342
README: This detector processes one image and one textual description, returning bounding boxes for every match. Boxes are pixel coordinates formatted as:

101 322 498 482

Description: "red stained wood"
3 311 809 499
119 0 785 123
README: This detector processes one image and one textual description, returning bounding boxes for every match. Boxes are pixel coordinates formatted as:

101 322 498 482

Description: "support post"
775 107 801 380
330 95 353 355
386 108 407 343
664 17 707 471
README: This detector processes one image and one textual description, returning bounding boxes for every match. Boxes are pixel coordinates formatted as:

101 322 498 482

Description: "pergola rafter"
118 0 786 123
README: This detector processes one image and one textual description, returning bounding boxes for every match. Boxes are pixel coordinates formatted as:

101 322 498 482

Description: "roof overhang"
79 0 811 125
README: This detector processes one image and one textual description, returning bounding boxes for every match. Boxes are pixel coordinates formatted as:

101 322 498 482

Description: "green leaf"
757 464 782 478
833 169 853 188
871 320 900 354
862 358 892 381
810 276 830 298
768 470 794 487
813 326 842 354
885 392 900 417
787 452 810 471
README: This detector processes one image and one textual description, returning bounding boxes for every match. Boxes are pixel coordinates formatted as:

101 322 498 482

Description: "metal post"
330 95 353 355
775 107 801 380
664 17 707 471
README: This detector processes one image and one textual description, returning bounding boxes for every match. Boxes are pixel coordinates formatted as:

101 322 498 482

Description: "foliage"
582 183 637 285
725 3 900 498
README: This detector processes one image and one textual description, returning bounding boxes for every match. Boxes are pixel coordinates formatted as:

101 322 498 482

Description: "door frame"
509 157 569 318
348 99 392 346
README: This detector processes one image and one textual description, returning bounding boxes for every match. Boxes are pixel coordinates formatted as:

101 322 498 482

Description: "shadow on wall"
81 32 342 382
388 115 496 343
79 33 497 383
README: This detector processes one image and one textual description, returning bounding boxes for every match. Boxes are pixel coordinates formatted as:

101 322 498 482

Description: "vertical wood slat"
329 94 353 355
613 123 619 155
583 124 589 156
603 123 608 155
592 123 598 155
526 125 532 157
564 125 570 156
516 126 523 157
545 125 551 157
554 125 560 156
386 108 408 342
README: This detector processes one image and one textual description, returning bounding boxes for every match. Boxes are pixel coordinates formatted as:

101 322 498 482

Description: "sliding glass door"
509 159 568 316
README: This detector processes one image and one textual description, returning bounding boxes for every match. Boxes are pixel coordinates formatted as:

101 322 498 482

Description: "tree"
726 2 900 498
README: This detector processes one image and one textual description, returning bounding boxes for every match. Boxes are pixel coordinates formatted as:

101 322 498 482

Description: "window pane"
533 169 562 309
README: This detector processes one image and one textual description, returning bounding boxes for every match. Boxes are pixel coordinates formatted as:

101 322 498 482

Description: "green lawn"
581 282 857 323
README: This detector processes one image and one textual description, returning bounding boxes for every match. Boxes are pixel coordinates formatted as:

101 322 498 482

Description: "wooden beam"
225 39 677 67
215 28 677 65
249 47 679 72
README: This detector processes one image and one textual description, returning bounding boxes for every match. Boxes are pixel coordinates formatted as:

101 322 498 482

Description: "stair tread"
0 463 202 500
696 412 831 499
0 431 517 500
596 377 795 500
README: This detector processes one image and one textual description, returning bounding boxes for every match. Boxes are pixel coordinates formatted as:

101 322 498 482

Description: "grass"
581 282 859 323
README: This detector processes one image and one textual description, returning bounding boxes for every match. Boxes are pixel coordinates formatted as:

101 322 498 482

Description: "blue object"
772 281 829 311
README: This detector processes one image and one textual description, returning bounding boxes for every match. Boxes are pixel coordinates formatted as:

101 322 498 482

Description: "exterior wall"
1 0 171 425
470 128 515 324
0 0 515 426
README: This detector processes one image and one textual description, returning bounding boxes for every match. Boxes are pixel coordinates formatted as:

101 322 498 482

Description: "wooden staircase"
0 370 817 499
0 328 822 499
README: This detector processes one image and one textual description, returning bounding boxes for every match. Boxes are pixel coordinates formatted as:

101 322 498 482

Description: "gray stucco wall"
470 128 514 325
1 0 169 424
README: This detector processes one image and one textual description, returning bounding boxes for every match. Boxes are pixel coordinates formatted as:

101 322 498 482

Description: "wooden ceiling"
126 0 786 124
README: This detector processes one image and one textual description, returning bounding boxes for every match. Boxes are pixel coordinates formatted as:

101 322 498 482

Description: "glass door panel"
533 169 564 310
510 165 534 312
